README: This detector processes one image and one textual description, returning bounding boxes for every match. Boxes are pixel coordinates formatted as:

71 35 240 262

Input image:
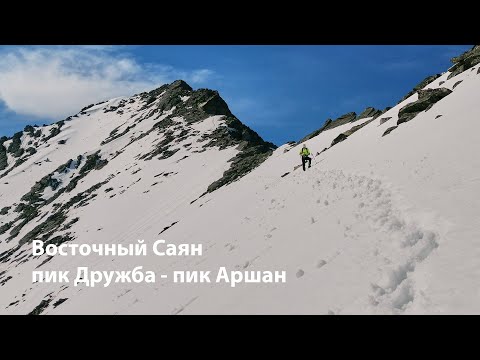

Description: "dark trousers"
302 156 311 171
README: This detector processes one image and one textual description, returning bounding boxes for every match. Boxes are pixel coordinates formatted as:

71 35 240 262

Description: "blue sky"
0 45 471 145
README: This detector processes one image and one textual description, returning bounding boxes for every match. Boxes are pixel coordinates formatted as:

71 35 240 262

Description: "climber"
299 144 312 171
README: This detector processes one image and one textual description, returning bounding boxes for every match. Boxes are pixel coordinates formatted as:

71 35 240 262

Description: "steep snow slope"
1 51 479 314
0 80 275 314
146 63 479 315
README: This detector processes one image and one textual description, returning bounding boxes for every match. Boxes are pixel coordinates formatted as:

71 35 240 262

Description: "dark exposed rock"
79 151 108 174
0 244 21 263
101 124 136 145
43 126 61 142
202 116 275 193
330 118 374 147
28 298 52 315
448 45 480 79
207 143 273 193
453 80 463 89
53 298 68 308
159 221 178 235
299 112 357 143
382 126 398 136
60 218 79 231
0 144 7 170
198 92 232 116
435 115 443 119
18 182 106 246
8 204 40 240
80 104 94 112
7 300 19 307
0 222 13 235
7 131 23 157
58 139 67 145
0 206 11 215
356 107 382 120
140 80 192 114
4 153 108 249
331 133 349 146
397 112 420 125
24 125 35 134
398 74 442 103
379 117 392 125
133 81 276 194
43 233 74 248
21 171 63 204
329 112 357 127
55 159 73 174
397 88 452 125
0 275 12 286
139 131 176 161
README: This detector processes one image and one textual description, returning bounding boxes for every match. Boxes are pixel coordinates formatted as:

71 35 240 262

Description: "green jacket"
300 147 310 156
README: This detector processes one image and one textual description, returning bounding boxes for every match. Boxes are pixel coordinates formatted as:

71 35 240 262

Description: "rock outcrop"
356 107 382 120
397 88 452 125
382 126 398 137
299 111 357 143
398 74 442 104
330 118 374 147
448 45 480 79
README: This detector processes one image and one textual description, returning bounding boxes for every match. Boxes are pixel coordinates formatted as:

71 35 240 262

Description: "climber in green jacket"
299 144 312 171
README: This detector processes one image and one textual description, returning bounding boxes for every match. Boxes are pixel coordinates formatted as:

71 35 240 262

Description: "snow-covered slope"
1 47 480 314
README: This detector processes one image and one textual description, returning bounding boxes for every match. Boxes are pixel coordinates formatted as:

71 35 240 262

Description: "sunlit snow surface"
1 67 480 314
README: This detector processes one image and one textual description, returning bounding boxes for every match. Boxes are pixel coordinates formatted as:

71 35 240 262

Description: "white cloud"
190 69 215 84
0 46 215 119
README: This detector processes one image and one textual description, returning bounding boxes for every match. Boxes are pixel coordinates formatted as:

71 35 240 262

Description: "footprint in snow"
316 260 327 268
296 269 305 278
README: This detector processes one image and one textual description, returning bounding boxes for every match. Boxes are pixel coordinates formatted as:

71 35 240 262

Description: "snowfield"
1 60 479 314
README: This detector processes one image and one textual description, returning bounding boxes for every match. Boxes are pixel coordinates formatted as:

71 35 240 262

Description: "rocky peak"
198 91 232 116
128 80 277 193
169 79 193 92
